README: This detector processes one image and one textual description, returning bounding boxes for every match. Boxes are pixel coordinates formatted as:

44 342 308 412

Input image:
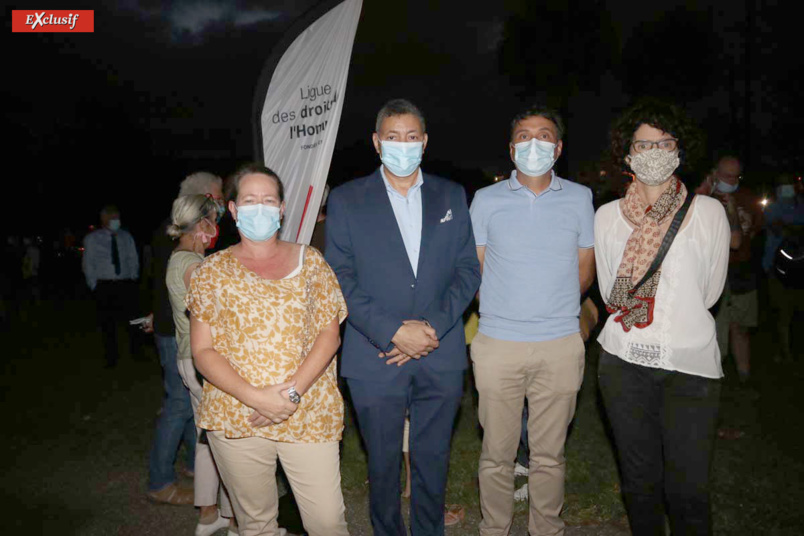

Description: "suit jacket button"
410 284 415 288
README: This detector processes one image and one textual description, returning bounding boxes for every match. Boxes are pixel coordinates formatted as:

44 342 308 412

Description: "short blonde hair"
167 194 216 239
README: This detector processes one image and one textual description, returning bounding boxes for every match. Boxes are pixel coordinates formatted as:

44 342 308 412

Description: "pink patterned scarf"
607 177 687 331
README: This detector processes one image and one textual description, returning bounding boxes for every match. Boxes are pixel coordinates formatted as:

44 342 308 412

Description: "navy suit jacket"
325 169 481 381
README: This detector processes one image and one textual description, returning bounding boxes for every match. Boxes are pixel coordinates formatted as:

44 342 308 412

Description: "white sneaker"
514 462 528 477
226 528 286 536
514 483 528 502
195 513 230 536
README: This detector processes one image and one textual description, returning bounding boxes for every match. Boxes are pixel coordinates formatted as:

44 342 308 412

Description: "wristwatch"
287 387 301 404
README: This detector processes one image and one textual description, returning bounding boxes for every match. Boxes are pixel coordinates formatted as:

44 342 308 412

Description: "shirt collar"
380 166 424 198
508 169 563 195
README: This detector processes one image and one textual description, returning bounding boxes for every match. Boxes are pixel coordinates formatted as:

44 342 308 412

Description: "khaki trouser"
471 332 585 536
208 432 349 536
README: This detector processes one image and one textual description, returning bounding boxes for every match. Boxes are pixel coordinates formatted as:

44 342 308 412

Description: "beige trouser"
208 432 349 536
471 332 585 536
177 358 233 515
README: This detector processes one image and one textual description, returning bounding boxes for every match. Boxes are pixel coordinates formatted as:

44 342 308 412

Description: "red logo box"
12 10 94 32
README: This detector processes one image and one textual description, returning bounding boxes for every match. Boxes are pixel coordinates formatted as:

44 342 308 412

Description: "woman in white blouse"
594 100 730 536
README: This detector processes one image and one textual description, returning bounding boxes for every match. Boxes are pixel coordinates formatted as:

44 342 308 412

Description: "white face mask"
513 138 557 177
627 149 680 186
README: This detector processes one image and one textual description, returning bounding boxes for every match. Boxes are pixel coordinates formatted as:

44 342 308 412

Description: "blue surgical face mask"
716 180 739 194
108 219 121 232
213 199 225 222
777 184 796 199
380 141 423 177
513 138 557 177
235 204 281 242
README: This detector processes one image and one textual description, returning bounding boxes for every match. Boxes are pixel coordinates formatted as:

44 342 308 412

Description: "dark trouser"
347 365 464 536
93 279 138 367
516 403 529 468
597 349 720 536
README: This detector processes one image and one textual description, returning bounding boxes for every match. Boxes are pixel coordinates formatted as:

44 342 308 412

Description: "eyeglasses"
631 139 678 153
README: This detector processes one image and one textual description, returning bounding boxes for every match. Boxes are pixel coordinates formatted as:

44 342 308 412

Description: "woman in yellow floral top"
188 163 349 536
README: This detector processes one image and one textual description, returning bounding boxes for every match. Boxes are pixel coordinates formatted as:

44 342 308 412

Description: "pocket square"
440 209 453 223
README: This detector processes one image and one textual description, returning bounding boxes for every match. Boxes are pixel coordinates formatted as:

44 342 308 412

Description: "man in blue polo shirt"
470 105 595 536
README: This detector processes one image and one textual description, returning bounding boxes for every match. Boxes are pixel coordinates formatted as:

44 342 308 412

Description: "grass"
3 297 804 534
335 343 629 534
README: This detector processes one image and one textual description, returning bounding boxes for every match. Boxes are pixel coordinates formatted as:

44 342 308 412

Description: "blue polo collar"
508 169 563 195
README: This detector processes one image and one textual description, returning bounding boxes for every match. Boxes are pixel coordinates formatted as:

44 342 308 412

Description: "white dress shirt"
82 227 139 290
594 196 730 379
381 166 423 277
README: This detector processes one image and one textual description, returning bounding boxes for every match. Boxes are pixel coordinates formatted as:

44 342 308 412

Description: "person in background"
164 194 235 536
145 172 225 506
469 104 595 535
308 185 329 253
762 174 804 362
326 98 480 536
189 164 349 536
82 205 139 368
698 156 763 382
595 99 730 536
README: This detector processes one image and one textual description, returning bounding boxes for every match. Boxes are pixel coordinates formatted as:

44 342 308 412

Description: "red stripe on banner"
295 185 314 242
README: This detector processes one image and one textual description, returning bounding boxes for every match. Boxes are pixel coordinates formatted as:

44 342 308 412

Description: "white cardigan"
594 195 731 379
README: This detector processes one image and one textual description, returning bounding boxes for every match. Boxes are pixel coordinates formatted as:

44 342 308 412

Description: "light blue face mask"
513 138 557 177
236 204 281 242
380 141 423 177
716 180 739 194
108 219 121 232
777 184 796 199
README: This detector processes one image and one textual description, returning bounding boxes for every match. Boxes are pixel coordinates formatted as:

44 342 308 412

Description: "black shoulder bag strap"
632 191 695 292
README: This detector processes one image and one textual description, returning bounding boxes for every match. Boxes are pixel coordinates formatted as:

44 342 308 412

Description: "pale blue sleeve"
578 188 595 248
469 191 489 247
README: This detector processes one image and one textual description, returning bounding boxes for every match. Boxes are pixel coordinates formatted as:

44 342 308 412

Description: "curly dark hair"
610 98 704 173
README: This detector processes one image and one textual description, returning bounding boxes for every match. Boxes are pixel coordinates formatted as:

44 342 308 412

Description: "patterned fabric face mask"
627 149 680 186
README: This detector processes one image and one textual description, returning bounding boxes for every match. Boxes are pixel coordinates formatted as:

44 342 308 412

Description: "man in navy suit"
326 99 480 536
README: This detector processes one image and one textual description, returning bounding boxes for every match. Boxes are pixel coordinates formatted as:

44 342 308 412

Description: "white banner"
255 0 362 244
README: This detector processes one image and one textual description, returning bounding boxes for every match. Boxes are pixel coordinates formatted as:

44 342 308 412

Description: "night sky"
4 0 802 243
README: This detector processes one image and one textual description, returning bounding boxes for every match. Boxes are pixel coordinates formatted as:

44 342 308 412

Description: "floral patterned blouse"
186 245 347 443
